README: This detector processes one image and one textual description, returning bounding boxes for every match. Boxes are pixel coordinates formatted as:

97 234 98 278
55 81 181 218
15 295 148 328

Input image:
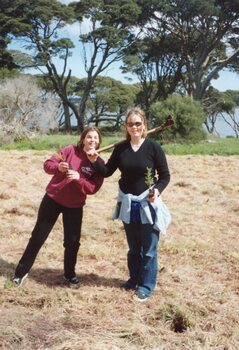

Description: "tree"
134 0 239 101
5 0 78 132
70 0 141 130
76 76 139 128
35 73 81 129
0 76 58 144
0 0 29 74
203 87 239 137
122 37 183 112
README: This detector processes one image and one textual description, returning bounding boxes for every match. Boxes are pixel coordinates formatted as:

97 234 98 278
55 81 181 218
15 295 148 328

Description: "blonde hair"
125 107 148 140
77 127 102 150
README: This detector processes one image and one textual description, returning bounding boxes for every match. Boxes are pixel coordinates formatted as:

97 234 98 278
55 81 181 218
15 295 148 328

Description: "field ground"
0 150 238 350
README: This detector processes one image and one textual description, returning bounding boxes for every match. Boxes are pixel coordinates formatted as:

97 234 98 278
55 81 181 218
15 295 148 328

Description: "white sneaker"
64 276 80 285
12 273 28 287
133 291 149 302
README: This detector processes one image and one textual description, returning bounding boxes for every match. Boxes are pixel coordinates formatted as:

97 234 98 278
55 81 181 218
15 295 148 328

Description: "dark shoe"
120 280 136 290
134 290 149 302
12 273 28 287
64 276 80 285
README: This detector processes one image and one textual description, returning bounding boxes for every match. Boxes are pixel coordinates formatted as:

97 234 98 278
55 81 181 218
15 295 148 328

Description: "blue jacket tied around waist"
112 189 171 235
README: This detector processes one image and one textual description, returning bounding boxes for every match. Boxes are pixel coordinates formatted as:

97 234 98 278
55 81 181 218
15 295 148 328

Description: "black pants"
15 194 83 279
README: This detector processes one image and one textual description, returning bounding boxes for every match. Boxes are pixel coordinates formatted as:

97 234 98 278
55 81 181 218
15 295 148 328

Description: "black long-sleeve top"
93 138 170 196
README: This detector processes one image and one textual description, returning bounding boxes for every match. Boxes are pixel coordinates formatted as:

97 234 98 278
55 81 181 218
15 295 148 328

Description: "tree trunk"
63 102 71 132
77 82 93 132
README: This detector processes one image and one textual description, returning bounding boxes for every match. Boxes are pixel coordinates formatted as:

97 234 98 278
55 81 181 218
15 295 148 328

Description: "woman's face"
126 113 145 139
83 130 100 151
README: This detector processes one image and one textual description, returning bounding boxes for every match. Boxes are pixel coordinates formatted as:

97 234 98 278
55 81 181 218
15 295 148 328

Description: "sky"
210 70 239 92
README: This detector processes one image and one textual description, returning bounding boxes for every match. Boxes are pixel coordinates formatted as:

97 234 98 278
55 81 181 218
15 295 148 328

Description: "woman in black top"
88 107 170 301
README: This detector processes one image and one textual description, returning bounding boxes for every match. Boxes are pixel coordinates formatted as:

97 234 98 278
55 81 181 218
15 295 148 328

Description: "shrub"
0 76 58 145
149 94 207 143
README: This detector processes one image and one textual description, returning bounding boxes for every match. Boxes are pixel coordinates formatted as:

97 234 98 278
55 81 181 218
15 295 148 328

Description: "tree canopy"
1 0 239 137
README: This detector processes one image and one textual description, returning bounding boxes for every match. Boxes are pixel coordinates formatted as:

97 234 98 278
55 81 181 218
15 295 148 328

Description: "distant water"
211 110 239 137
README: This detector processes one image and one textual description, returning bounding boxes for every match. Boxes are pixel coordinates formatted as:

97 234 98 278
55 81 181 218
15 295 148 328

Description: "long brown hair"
125 107 148 141
77 127 102 150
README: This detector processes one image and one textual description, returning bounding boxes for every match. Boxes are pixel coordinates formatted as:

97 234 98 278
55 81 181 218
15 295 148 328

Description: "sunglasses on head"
126 121 142 127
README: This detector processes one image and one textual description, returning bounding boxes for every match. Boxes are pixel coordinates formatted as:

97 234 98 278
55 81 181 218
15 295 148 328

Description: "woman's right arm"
44 147 70 175
90 148 119 177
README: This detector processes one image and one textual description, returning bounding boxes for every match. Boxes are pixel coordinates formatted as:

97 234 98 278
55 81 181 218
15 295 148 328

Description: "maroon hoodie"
44 145 104 208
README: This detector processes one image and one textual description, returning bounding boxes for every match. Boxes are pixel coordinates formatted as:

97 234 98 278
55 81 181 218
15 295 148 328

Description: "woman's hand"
86 149 99 163
66 170 80 181
58 162 70 173
148 188 160 203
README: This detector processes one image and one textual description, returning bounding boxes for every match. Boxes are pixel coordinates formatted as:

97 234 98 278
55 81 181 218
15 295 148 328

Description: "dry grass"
0 150 238 350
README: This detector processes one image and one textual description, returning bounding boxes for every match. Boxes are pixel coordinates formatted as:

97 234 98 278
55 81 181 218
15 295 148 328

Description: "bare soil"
0 150 238 350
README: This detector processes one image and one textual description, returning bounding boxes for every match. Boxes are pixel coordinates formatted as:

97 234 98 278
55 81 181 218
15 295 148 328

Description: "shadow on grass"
0 258 124 289
0 258 15 277
31 269 124 289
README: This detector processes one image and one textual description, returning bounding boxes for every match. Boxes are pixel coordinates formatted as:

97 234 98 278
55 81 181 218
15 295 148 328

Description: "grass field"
1 133 239 156
0 150 238 350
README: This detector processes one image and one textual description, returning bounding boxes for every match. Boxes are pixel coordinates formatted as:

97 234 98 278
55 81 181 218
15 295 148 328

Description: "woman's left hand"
148 188 160 203
66 170 80 181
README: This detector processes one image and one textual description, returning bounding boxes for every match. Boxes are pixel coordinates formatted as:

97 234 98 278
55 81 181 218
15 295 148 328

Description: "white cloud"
61 22 81 38
60 17 94 39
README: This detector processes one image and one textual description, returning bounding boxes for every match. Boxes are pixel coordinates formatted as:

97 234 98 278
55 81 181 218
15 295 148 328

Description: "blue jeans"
123 220 159 297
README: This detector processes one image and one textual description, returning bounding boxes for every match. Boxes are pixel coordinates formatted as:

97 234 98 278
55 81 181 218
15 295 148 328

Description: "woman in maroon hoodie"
13 127 104 287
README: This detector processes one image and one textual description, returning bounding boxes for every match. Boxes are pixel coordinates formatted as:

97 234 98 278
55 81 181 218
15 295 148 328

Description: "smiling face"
82 130 100 152
126 114 145 140
125 108 147 141
78 127 102 151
